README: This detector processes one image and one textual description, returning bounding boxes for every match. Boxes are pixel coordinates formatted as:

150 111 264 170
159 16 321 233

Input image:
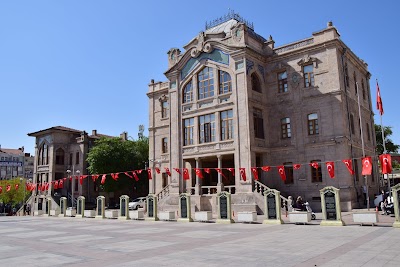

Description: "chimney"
92 130 97 136
120 131 128 141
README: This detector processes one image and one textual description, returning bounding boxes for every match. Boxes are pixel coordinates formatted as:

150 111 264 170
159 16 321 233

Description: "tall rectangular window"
278 71 288 93
354 72 358 95
199 114 215 143
219 70 231 94
345 63 349 87
284 162 294 184
220 110 233 140
311 160 322 183
69 153 73 165
162 138 168 153
362 79 366 100
350 114 355 135
183 118 194 146
253 108 265 139
308 113 319 135
183 82 193 103
304 64 315 88
76 152 79 165
161 100 169 118
366 123 371 141
198 67 214 100
281 117 291 138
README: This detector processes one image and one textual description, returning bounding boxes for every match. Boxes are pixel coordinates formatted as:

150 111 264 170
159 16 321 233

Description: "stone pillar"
216 191 234 224
177 193 193 222
145 194 159 221
217 155 224 193
392 183 400 228
119 195 130 220
195 158 202 195
60 197 67 217
320 186 344 226
263 189 283 224
76 196 85 218
95 196 105 219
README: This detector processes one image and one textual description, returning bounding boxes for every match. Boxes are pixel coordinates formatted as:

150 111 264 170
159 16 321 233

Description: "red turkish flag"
155 167 160 174
183 168 190 180
239 168 247 181
215 168 228 183
310 162 319 169
262 166 271 172
147 169 152 180
342 159 355 175
136 170 143 174
194 168 203 179
63 177 67 181
204 168 210 174
173 168 181 175
377 81 384 115
15 184 19 190
362 156 372 175
101 174 107 184
227 168 235 176
79 176 83 185
59 179 64 189
0 186 2 194
6 184 11 192
111 173 119 181
293 164 301 170
54 180 59 190
92 174 99 182
132 172 139 181
251 167 259 180
164 167 171 176
69 176 72 182
277 166 286 181
325 162 335 178
379 154 392 174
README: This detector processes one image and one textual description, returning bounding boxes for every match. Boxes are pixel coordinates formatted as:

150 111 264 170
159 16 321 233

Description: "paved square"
0 216 399 266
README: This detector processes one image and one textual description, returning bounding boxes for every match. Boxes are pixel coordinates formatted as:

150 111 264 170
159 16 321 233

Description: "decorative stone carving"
158 94 168 103
190 32 213 58
297 54 318 68
167 48 181 66
231 23 244 42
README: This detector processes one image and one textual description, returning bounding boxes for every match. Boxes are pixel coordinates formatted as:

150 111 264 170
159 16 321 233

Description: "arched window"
198 67 214 99
183 81 193 103
219 70 231 94
55 148 65 165
251 73 261 92
38 143 49 165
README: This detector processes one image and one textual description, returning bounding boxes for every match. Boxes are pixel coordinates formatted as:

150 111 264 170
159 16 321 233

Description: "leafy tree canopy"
375 124 400 154
0 177 28 206
86 137 149 196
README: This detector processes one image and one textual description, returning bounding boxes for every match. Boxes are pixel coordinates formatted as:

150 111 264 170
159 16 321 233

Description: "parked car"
128 197 146 210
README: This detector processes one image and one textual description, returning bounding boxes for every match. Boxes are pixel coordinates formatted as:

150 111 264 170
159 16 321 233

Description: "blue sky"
1 1 399 154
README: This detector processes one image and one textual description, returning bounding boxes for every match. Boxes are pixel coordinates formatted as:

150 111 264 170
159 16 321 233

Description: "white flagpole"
357 82 369 210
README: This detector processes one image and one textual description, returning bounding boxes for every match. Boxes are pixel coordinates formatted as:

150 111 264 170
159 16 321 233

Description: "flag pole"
356 82 369 210
377 79 389 195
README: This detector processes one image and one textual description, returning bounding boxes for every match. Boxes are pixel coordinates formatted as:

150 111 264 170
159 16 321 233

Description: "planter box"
66 209 76 217
237 211 257 223
289 211 311 224
34 210 44 216
50 210 60 216
84 210 96 218
129 210 144 220
159 211 175 221
353 212 379 226
105 210 118 219
195 211 212 222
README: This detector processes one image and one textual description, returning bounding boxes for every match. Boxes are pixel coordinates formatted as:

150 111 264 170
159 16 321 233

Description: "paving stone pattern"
0 215 399 266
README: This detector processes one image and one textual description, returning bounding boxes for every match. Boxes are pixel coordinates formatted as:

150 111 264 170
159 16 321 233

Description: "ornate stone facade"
148 16 377 212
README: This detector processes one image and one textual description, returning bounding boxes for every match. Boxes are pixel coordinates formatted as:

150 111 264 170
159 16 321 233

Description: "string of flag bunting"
1 153 392 194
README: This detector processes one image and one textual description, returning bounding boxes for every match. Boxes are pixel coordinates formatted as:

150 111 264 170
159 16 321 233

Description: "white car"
128 197 146 210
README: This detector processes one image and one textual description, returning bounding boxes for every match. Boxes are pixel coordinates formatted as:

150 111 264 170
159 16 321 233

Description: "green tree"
375 124 400 154
86 137 149 197
0 177 27 207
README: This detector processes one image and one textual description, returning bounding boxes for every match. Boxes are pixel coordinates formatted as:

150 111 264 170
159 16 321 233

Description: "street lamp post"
66 169 72 207
76 170 80 204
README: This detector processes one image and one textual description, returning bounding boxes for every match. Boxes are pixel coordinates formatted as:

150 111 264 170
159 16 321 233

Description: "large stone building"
147 13 377 212
0 145 33 180
27 126 126 213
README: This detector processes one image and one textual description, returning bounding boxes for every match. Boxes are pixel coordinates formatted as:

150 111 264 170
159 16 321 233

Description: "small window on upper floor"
161 100 169 118
162 138 168 153
219 70 232 94
350 114 355 135
183 81 193 104
251 73 262 93
303 64 314 88
278 71 288 93
354 72 358 95
308 113 319 135
281 117 291 139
